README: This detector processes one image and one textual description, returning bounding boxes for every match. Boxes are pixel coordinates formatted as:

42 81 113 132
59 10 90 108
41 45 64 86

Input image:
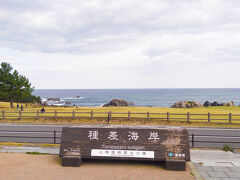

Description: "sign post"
59 125 190 170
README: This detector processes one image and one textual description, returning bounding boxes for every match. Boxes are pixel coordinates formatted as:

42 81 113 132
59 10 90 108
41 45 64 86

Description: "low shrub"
222 144 233 152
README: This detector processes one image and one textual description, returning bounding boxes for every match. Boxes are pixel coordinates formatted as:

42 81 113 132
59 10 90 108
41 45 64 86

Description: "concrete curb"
187 162 203 180
0 145 59 154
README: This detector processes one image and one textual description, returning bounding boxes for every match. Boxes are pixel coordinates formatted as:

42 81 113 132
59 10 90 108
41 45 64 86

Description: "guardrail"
0 130 239 148
0 130 62 144
189 134 240 148
0 110 240 124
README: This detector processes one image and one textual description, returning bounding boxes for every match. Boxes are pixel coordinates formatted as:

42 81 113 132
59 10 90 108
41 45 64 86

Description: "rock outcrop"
47 98 60 101
203 101 235 107
103 99 135 107
227 101 235 106
171 101 203 108
203 101 210 107
211 101 220 106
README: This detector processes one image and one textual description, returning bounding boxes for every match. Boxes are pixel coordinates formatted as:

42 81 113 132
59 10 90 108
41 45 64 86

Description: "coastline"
33 88 240 107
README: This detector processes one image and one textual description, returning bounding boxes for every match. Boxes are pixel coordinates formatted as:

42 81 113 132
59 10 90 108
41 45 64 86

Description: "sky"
1 0 240 89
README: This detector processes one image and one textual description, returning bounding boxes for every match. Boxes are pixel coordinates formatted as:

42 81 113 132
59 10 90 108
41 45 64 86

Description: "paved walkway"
1 146 240 180
0 153 194 180
191 150 240 180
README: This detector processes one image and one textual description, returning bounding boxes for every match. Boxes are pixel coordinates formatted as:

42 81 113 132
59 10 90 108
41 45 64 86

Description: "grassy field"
1 101 240 127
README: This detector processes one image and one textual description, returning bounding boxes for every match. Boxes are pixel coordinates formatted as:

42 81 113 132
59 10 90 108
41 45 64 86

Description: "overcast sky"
1 0 240 89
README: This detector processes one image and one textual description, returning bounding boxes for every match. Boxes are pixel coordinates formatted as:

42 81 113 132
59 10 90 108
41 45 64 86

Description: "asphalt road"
0 124 239 148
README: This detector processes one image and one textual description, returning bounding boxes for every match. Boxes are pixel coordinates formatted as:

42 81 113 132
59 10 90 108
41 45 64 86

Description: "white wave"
61 97 85 100
41 98 48 102
52 103 65 106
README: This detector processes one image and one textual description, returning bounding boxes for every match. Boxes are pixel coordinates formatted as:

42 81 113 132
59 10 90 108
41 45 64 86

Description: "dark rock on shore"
171 101 203 108
203 101 210 107
47 98 60 101
103 99 135 107
203 101 235 107
210 101 219 106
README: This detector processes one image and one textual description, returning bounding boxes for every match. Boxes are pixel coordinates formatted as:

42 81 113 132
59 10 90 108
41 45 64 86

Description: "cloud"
1 0 240 88
1 0 239 54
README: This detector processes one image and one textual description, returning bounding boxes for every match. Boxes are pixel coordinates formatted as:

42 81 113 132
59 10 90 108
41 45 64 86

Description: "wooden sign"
59 125 190 170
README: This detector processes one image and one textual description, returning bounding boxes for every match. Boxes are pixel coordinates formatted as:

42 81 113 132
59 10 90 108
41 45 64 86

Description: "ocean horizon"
33 88 240 107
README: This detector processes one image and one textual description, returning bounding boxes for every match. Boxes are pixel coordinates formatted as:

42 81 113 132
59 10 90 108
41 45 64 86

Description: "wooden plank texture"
59 125 190 162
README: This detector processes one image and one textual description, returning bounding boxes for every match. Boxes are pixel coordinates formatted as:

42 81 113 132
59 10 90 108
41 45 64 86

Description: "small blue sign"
168 152 174 157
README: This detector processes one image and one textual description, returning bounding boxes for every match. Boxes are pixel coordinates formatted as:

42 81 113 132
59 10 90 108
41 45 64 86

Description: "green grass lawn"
0 101 240 127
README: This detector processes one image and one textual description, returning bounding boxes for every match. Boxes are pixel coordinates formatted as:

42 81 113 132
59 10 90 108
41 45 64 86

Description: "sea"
32 89 240 107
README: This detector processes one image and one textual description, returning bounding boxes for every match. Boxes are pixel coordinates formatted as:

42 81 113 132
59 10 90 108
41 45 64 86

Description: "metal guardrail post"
167 112 169 123
192 134 194 147
229 113 232 124
147 112 150 121
54 131 56 144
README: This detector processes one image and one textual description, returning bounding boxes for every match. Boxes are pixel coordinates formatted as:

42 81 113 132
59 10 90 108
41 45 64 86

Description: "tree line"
0 62 41 108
